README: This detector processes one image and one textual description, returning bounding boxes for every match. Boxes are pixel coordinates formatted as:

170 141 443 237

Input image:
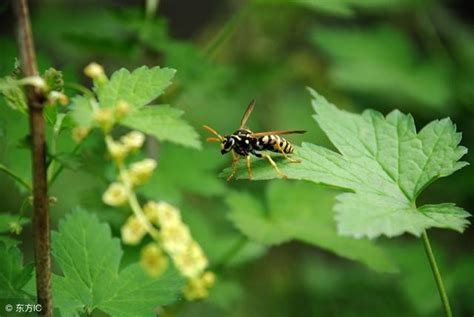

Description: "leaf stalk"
421 231 452 317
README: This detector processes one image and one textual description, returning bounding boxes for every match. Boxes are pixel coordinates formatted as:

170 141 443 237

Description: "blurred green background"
0 0 473 316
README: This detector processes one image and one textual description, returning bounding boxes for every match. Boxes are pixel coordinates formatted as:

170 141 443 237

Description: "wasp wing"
251 130 306 137
240 99 256 129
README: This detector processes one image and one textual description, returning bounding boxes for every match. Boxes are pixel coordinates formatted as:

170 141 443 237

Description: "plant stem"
13 0 52 316
48 139 83 187
213 236 247 272
115 156 160 240
0 163 32 192
203 4 249 59
421 231 452 317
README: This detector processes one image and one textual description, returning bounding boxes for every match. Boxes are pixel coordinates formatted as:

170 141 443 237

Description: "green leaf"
121 105 201 149
52 209 183 316
226 182 398 273
98 66 175 109
70 95 94 127
0 77 27 113
223 89 470 238
0 242 34 297
0 236 21 249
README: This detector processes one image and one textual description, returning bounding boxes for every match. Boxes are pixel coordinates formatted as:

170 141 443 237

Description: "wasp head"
221 136 235 155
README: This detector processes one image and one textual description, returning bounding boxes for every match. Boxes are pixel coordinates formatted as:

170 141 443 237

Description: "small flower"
143 201 161 225
121 215 147 245
47 91 69 106
120 131 145 151
184 278 208 300
9 221 23 235
72 126 90 143
173 241 208 278
183 271 216 300
115 100 131 119
140 243 168 278
201 271 216 287
106 139 129 162
129 158 157 186
161 223 192 255
84 62 107 84
93 108 114 132
153 202 181 228
102 182 128 206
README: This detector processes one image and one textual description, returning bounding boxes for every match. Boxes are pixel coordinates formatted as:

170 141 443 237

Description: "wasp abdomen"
257 135 294 154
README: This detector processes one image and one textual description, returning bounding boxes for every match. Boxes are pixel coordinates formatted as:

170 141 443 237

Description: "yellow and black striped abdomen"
257 135 294 154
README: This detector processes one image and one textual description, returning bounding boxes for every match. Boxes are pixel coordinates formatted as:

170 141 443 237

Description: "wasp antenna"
206 137 221 142
202 125 224 141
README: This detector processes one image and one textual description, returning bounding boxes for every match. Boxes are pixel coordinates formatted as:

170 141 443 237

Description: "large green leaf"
226 181 397 273
51 209 183 316
0 242 33 297
121 105 201 149
98 66 175 109
222 89 470 238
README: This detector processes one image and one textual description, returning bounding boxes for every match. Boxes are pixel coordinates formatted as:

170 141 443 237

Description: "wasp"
203 99 306 181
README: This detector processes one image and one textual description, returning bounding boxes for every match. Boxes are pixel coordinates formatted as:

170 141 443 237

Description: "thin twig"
13 0 52 315
0 163 32 192
48 142 83 187
212 236 248 272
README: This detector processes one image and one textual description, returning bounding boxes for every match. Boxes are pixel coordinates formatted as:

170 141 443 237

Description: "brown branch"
13 0 52 316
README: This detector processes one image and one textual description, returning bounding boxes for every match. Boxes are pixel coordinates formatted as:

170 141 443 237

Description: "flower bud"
72 126 90 143
129 158 157 186
9 221 23 235
120 131 145 151
121 215 147 245
183 271 216 300
201 271 216 287
184 278 209 301
115 100 131 119
140 243 168 277
84 62 107 84
93 108 114 132
106 139 129 162
102 182 128 206
47 91 69 106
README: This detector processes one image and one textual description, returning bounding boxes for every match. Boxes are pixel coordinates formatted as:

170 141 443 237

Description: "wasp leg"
274 143 301 163
246 155 253 180
263 154 287 179
227 152 240 182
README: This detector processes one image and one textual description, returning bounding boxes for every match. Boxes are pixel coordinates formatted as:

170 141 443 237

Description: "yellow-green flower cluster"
82 63 214 301
143 201 215 300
